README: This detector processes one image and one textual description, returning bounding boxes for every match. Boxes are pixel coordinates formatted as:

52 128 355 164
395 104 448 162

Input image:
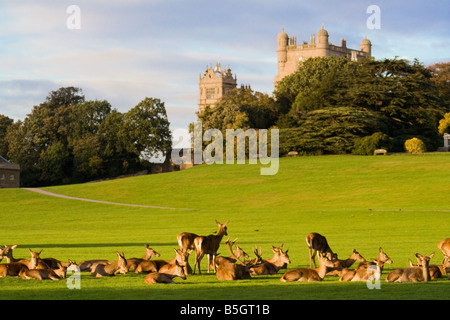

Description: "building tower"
198 62 237 113
274 26 372 86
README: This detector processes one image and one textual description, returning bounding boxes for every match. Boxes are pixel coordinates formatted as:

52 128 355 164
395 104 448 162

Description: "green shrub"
404 137 426 154
352 132 392 155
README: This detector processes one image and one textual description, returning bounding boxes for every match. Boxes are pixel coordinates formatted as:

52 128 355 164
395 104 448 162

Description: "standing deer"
144 260 187 284
193 220 229 274
386 253 435 282
127 244 160 271
91 252 128 277
305 233 336 268
438 238 450 257
280 253 335 282
249 245 291 275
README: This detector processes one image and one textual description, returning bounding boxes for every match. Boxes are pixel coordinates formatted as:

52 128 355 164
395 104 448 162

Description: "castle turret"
317 24 329 56
275 28 289 85
360 35 372 56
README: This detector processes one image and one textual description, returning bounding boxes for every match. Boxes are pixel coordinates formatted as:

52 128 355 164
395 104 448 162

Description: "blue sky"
0 0 449 131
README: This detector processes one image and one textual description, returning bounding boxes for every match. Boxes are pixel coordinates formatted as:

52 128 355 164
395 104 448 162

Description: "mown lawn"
0 153 449 300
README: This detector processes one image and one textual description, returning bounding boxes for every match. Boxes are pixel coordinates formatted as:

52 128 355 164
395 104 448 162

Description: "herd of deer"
1 220 449 285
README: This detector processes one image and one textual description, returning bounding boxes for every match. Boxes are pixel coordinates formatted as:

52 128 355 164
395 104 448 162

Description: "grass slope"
0 154 449 300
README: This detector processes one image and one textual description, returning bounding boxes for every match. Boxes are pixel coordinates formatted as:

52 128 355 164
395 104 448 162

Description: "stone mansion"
198 26 372 112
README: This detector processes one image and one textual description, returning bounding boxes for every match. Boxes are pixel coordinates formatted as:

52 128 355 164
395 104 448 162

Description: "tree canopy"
2 87 172 186
274 57 449 154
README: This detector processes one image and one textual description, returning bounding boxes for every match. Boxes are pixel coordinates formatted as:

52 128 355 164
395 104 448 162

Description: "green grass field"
0 153 449 300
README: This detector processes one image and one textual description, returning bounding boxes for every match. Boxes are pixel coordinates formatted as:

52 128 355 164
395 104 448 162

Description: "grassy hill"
0 153 449 300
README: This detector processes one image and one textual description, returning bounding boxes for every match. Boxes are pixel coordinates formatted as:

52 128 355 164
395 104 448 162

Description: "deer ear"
11 245 18 250
429 252 435 259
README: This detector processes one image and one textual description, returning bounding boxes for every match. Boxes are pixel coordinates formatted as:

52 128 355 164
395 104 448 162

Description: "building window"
206 88 216 99
0 173 5 180
10 174 15 181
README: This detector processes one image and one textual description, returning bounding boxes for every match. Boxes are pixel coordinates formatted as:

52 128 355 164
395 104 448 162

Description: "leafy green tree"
123 97 172 161
438 113 450 135
0 114 13 157
275 57 447 153
198 87 278 132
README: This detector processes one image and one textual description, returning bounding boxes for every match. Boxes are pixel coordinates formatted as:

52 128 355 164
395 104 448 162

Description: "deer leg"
195 253 203 274
207 254 211 273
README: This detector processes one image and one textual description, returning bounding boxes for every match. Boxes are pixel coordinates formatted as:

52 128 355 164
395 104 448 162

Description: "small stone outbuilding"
0 155 20 188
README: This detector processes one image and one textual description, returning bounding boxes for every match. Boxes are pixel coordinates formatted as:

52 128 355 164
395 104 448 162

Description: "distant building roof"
0 155 10 163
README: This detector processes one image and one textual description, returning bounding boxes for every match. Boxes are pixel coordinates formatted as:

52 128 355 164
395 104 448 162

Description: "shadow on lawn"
14 242 175 249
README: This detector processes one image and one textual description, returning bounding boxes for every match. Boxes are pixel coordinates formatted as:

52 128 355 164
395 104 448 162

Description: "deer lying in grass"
19 260 74 280
91 252 128 277
3 246 51 270
280 253 334 282
78 259 110 272
212 238 252 281
408 255 443 279
305 232 336 268
135 248 191 274
144 260 187 284
326 249 366 276
193 220 229 274
209 237 250 269
216 259 252 281
339 247 392 282
127 244 160 271
386 253 435 283
0 263 29 277
249 245 291 275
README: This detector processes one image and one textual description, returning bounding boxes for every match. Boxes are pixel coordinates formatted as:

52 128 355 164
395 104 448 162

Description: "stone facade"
274 25 372 85
198 62 237 113
0 156 20 188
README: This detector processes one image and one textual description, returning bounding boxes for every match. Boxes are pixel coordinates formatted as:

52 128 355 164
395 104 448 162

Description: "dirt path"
23 188 193 211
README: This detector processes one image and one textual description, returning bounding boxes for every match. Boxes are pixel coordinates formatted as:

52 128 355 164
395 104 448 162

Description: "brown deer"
19 262 67 280
339 247 392 282
305 232 336 268
438 238 450 257
177 232 200 252
280 253 335 282
3 246 50 270
216 259 252 281
0 263 29 277
127 244 160 271
408 256 442 279
210 237 249 269
144 260 187 284
249 245 291 275
135 248 191 274
193 220 229 274
78 259 110 272
326 249 366 276
386 253 435 282
91 252 128 277
2 245 25 264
